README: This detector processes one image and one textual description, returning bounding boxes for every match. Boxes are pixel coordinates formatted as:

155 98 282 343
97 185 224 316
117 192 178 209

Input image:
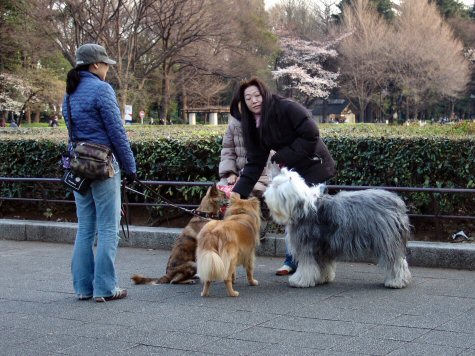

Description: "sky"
264 0 473 11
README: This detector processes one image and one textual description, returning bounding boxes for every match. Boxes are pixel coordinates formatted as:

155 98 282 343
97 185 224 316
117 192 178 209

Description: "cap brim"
103 58 116 65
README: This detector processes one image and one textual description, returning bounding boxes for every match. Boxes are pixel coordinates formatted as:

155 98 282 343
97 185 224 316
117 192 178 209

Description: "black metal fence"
1 177 475 221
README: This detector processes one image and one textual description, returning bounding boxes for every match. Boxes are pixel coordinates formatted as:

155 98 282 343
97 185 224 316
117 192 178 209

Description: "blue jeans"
71 163 122 298
284 249 298 270
284 227 298 270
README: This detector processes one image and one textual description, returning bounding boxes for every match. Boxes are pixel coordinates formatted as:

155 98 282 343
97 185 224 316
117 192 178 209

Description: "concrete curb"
1 219 473 270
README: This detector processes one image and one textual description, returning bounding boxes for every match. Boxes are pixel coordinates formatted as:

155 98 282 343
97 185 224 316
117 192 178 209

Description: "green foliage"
39 51 71 79
430 0 469 18
1 123 475 216
337 0 396 21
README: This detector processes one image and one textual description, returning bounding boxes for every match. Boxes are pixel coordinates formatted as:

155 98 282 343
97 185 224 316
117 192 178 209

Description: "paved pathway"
0 240 474 355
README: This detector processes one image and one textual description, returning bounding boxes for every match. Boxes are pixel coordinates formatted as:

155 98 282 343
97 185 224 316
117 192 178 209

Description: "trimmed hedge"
1 123 474 215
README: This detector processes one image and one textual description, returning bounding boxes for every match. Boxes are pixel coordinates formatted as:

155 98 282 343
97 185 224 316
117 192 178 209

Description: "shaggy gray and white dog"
264 168 412 289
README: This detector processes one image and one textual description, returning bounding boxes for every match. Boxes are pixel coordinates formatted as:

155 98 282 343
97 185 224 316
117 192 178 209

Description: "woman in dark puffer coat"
230 77 336 276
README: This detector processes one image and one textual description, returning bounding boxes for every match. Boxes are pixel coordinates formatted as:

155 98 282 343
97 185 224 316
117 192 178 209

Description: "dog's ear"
248 197 261 208
209 183 219 197
267 160 281 180
230 192 240 202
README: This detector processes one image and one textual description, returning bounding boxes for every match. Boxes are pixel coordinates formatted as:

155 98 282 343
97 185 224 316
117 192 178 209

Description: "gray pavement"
1 219 475 270
1 239 474 356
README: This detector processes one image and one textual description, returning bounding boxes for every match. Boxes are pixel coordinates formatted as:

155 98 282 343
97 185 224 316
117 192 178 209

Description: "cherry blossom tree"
0 73 28 113
272 35 343 105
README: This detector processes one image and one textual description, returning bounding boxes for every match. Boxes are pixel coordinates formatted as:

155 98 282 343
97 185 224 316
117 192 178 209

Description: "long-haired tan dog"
196 194 261 297
131 185 226 285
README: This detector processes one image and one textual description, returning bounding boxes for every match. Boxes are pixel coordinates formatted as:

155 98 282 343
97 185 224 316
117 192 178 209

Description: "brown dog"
131 184 226 285
196 194 261 297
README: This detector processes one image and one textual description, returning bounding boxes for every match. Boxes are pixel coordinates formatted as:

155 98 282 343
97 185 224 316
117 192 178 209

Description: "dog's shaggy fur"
264 168 412 289
131 184 226 285
196 194 261 297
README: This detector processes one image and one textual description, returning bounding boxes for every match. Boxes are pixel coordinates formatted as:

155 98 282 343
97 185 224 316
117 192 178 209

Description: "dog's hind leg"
289 257 322 288
384 257 412 289
225 265 239 297
201 281 212 297
157 275 170 284
170 262 198 284
245 254 258 286
225 279 239 297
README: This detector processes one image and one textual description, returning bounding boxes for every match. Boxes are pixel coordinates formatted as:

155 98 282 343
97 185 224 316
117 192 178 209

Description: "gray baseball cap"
75 43 116 67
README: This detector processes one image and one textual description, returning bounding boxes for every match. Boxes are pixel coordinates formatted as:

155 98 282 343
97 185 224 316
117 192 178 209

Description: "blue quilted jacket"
62 71 136 174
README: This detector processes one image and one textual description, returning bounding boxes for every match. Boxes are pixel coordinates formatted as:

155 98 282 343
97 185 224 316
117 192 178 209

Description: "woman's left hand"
227 173 238 185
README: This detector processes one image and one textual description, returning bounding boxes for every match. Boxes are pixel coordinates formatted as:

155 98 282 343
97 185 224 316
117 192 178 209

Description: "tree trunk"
181 84 187 122
322 99 327 123
26 109 31 124
160 64 170 120
413 94 420 120
119 92 127 125
405 98 409 122
450 100 455 120
34 111 40 123
367 102 373 123
357 98 369 123
359 108 365 123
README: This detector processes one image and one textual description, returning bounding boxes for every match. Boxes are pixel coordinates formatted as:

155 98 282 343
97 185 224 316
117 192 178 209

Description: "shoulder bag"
66 96 114 180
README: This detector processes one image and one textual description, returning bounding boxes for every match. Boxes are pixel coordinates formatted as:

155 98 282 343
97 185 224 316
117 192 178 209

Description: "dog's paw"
228 290 240 297
288 273 315 288
201 291 209 297
384 278 410 289
248 279 258 286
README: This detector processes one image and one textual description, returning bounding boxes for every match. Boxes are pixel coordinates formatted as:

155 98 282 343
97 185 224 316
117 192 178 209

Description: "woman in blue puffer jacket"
62 43 136 303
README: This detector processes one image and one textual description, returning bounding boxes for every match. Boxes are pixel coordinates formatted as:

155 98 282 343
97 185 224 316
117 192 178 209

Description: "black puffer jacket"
233 97 336 198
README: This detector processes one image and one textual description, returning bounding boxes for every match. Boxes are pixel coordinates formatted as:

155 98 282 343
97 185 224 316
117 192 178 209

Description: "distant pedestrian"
50 115 59 128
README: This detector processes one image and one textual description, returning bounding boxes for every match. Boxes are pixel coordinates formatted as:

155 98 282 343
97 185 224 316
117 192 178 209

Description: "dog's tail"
130 274 161 285
197 250 226 282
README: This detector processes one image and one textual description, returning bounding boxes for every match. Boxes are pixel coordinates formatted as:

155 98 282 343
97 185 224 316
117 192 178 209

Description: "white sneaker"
276 264 294 276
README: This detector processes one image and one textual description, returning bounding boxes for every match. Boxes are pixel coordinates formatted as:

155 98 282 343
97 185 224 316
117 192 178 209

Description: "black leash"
121 178 271 238
126 178 223 221
120 179 130 239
